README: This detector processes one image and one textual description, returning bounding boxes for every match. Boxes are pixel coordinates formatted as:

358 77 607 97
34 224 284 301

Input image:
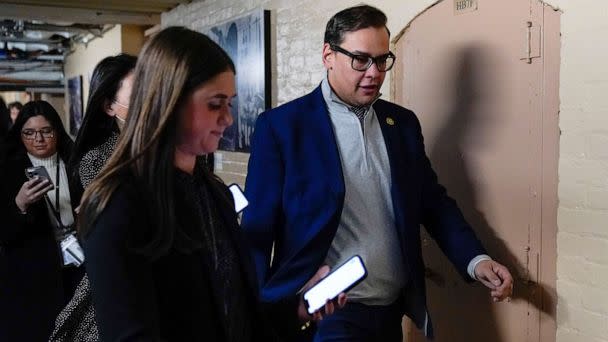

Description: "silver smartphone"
303 255 367 314
25 166 53 185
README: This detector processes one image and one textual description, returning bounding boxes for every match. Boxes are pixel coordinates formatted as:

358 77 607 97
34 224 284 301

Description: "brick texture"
551 0 608 341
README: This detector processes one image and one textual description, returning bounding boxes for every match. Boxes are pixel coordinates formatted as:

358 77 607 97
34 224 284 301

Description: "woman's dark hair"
68 54 136 203
8 101 23 112
80 27 234 259
324 5 390 46
3 100 73 162
0 96 9 139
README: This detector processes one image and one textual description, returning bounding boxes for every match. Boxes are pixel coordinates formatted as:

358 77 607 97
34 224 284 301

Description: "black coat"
83 172 278 342
0 150 81 341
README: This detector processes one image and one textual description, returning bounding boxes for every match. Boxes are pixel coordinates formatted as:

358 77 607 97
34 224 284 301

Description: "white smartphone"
303 255 367 314
228 183 249 213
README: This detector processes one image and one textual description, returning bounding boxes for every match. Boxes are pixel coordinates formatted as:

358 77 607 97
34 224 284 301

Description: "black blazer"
0 151 70 341
83 174 278 342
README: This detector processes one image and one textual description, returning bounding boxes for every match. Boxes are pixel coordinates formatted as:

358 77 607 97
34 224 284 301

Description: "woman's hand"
15 177 54 213
297 265 348 323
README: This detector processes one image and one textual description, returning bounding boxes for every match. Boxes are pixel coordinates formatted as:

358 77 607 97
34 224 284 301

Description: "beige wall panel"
393 0 560 341
121 25 147 56
63 25 122 128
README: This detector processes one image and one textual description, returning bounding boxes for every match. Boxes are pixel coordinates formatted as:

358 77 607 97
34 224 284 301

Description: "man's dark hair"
324 5 390 46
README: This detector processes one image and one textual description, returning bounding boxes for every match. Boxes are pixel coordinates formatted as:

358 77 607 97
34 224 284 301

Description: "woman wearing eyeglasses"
0 100 84 341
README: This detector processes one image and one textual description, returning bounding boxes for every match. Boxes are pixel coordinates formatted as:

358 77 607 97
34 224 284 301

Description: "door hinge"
521 21 541 64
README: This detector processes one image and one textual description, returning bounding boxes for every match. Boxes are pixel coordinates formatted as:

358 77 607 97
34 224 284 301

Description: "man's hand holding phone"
297 255 367 325
298 265 348 322
15 174 54 213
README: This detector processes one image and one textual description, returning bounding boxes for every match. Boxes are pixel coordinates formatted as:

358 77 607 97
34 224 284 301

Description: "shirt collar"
27 152 59 164
321 76 381 117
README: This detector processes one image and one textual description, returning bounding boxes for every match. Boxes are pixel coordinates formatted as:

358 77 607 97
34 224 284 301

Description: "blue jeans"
313 300 403 342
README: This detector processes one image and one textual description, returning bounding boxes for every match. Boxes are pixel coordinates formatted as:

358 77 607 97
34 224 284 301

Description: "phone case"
25 166 53 185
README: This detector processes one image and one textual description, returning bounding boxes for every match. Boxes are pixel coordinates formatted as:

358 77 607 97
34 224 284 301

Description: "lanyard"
44 154 65 229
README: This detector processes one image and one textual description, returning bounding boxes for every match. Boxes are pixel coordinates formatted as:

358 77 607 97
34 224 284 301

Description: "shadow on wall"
407 45 555 341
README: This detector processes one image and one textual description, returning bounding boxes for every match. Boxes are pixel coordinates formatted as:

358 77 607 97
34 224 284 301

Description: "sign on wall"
204 9 271 153
454 0 478 14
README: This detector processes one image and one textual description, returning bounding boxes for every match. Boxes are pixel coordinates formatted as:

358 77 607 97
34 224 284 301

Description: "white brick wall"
163 0 608 340
551 0 608 340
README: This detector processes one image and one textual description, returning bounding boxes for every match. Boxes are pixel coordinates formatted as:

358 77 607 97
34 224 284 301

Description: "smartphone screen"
303 255 367 314
228 183 248 213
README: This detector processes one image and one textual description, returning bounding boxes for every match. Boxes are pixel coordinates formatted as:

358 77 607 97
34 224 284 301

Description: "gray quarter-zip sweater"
322 78 406 305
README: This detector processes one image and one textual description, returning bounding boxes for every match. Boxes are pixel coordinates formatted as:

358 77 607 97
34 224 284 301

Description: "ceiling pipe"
0 36 65 45
23 22 104 35
0 20 104 38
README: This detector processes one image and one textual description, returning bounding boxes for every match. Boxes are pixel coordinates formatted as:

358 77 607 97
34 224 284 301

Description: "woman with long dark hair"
0 101 83 341
68 53 136 204
51 53 136 342
79 27 276 341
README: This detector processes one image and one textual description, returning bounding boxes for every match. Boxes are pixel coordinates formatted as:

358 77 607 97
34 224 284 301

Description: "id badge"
60 234 85 267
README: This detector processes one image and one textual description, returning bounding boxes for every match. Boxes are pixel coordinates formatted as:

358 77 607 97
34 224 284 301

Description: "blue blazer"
242 86 486 338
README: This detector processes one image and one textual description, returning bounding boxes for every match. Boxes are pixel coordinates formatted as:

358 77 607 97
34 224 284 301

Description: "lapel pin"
386 117 395 126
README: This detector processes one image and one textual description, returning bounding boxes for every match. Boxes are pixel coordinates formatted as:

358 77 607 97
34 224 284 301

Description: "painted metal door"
392 1 559 341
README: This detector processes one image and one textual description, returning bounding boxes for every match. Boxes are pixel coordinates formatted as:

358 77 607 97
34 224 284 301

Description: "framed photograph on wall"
203 9 271 153
67 75 83 136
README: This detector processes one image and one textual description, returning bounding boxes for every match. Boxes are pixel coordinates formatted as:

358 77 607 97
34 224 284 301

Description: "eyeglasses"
330 45 396 72
21 127 55 140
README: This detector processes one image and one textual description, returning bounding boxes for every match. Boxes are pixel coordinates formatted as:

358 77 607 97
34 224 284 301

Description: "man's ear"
104 99 115 117
322 43 334 70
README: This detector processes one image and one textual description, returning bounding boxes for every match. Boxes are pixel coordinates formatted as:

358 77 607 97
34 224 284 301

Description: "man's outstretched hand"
474 260 514 302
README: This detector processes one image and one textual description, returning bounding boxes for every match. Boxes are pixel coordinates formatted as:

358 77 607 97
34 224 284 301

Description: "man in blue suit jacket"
242 5 513 341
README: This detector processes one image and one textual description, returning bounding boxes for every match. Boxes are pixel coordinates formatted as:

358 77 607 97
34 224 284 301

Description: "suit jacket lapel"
307 86 345 200
375 104 403 183
374 102 410 232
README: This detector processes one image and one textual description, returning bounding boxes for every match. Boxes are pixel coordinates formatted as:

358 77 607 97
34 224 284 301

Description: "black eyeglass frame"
21 127 55 140
330 44 396 72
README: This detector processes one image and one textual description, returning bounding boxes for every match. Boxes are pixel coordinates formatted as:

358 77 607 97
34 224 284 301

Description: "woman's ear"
104 99 115 117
